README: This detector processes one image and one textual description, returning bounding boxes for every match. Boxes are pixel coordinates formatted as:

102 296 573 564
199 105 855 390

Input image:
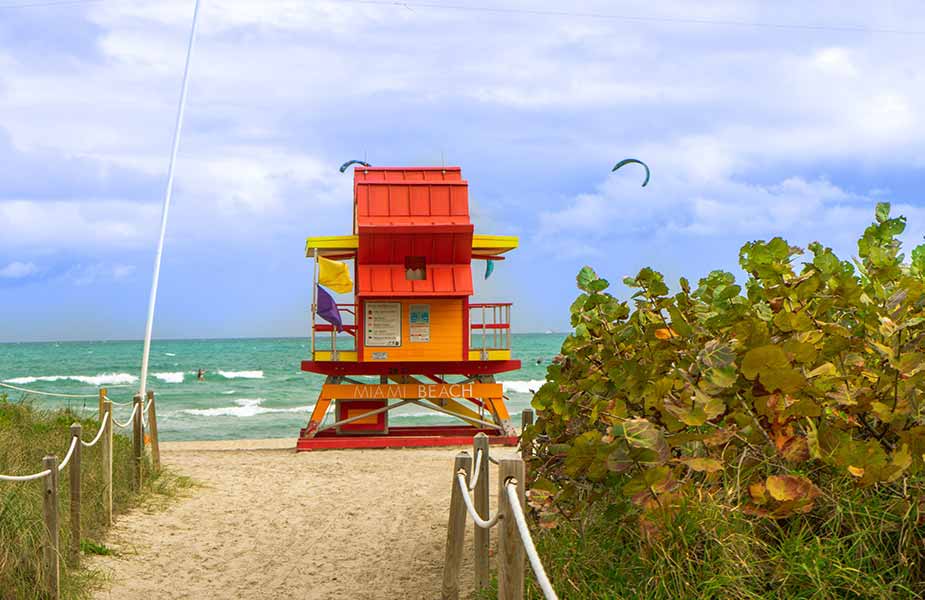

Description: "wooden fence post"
42 455 60 600
146 390 160 472
98 387 107 422
132 394 143 492
498 457 526 600
442 452 472 600
102 399 113 525
520 409 534 462
473 433 491 592
69 423 82 567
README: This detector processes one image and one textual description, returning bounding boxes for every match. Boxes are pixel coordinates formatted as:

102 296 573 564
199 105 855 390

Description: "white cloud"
65 263 136 286
0 261 37 279
0 200 159 249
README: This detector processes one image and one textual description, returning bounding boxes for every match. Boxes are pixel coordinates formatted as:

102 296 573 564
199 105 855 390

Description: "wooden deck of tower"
298 166 521 451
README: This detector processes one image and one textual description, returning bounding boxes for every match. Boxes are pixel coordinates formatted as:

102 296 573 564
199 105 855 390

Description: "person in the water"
197 369 205 382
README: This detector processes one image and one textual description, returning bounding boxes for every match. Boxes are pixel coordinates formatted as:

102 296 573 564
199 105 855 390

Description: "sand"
89 439 510 599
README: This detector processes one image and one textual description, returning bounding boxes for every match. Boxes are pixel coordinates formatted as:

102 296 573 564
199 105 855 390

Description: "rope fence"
0 388 162 598
442 408 558 600
0 381 99 398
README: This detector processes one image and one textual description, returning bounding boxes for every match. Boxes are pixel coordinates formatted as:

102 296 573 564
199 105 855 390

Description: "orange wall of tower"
362 298 463 362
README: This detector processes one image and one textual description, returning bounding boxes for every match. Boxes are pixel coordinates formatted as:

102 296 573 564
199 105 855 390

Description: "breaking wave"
500 380 546 394
3 373 138 386
181 398 308 418
215 370 264 380
153 372 184 384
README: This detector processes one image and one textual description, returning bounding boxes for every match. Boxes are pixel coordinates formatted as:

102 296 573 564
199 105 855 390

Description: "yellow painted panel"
305 235 359 257
472 234 518 256
321 383 503 400
362 298 463 362
313 351 358 362
468 350 511 361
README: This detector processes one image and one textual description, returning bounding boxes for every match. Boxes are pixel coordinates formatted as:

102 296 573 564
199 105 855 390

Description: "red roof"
357 265 473 297
354 167 470 230
353 167 474 297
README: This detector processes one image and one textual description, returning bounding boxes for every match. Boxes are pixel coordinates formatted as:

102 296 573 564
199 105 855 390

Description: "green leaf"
576 266 598 291
876 202 891 223
741 345 789 380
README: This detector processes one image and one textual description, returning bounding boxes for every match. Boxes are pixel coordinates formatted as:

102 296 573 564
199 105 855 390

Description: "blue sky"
2 1 925 342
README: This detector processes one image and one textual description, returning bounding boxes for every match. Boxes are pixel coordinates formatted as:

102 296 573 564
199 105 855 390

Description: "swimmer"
197 368 205 382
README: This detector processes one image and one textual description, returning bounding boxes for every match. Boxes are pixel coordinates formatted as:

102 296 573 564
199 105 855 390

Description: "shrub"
528 204 925 593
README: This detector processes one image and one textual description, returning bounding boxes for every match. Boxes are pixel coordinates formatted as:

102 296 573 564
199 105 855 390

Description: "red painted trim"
297 426 517 451
356 298 365 360
470 323 510 330
301 359 522 376
314 324 357 336
336 400 388 432
462 299 470 359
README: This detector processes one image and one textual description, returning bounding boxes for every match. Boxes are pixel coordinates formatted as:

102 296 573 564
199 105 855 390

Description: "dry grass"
0 395 190 600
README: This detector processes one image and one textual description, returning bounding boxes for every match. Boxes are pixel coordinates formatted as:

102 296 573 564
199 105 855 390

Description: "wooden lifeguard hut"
297 165 520 450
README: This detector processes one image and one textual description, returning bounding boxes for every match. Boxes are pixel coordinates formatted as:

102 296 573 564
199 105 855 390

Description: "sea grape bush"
529 204 925 522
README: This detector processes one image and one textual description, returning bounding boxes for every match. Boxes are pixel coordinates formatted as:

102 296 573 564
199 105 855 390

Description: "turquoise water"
0 334 564 441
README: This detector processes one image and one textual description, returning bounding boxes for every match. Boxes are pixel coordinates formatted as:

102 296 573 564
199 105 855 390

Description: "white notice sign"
409 304 430 343
365 302 402 347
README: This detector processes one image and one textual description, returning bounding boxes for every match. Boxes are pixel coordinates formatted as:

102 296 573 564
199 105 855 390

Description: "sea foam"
500 380 546 394
4 373 139 386
216 370 264 380
153 372 184 384
181 398 307 418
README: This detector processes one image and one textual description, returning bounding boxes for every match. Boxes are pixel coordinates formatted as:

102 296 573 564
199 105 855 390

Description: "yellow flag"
318 256 352 293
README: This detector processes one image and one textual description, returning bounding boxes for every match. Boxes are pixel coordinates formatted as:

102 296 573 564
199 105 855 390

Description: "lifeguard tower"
298 165 520 450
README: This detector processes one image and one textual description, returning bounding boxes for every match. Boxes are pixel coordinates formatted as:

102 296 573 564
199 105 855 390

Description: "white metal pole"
138 0 202 399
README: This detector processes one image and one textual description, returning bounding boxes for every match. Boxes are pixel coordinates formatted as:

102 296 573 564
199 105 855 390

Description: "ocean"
0 334 564 441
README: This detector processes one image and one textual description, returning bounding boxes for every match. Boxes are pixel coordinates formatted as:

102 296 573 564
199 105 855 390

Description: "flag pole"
138 0 202 399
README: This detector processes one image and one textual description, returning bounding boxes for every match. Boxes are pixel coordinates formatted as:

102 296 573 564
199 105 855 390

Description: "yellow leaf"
848 465 865 477
679 457 724 473
654 327 676 340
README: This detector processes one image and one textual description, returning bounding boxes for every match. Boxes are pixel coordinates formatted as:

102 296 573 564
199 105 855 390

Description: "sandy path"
89 439 505 599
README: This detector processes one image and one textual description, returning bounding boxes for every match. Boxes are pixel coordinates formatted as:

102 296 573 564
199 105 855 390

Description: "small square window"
405 256 426 281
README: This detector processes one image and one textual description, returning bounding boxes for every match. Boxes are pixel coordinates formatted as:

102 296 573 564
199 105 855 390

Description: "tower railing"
469 302 512 358
311 303 357 360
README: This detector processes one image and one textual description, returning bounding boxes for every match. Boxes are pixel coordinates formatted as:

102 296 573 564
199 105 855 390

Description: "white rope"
138 0 201 400
103 396 132 406
456 472 500 529
0 468 52 482
81 414 109 448
0 381 98 398
505 482 559 600
57 436 79 472
469 448 483 491
112 403 139 429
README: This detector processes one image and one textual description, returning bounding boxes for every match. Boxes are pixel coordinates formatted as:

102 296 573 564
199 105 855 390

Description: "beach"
89 439 507 599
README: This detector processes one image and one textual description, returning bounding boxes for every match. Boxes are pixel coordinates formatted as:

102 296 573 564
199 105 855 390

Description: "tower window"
405 256 426 280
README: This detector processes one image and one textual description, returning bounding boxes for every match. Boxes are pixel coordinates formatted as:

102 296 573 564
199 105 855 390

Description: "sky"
2 0 925 342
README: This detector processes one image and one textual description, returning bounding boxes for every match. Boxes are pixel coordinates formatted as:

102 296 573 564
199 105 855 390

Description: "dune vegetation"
0 395 189 600
518 204 925 599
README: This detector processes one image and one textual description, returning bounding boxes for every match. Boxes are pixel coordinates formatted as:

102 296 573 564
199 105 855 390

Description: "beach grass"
0 394 188 600
476 475 925 599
